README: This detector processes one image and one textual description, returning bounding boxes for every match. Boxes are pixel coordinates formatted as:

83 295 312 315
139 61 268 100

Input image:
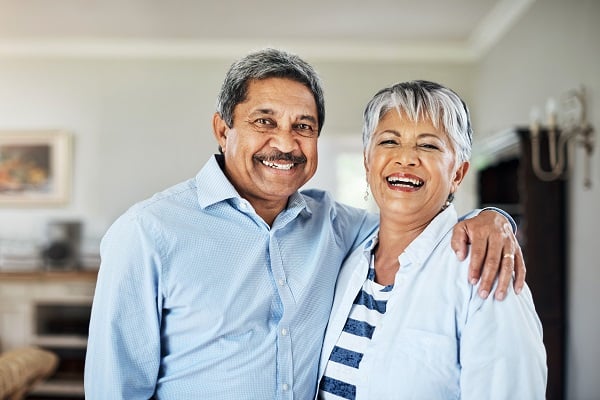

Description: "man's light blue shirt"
84 155 377 399
317 205 547 399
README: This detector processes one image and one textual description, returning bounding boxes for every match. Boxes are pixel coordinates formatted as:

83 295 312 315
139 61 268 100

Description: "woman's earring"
364 184 370 202
443 192 455 209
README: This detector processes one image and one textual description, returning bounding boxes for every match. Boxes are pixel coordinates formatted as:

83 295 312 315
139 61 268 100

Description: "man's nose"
269 126 299 153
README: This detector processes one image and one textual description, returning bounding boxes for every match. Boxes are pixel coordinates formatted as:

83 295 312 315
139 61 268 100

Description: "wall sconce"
529 87 595 188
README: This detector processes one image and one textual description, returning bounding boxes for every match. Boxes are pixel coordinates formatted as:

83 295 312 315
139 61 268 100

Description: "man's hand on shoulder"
451 210 526 301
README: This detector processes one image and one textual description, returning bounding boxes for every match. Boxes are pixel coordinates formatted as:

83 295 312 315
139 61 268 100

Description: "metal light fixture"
529 87 595 188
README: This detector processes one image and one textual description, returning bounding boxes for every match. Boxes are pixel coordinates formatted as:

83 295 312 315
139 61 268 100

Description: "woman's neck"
373 216 429 286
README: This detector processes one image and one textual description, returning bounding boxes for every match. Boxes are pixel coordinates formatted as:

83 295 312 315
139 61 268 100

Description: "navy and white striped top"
319 263 393 400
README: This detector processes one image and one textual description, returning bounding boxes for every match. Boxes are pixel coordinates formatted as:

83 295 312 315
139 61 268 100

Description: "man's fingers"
466 235 486 286
476 241 501 299
494 252 515 300
513 245 526 294
451 221 469 261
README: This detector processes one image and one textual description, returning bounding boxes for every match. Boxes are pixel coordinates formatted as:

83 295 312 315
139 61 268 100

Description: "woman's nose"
395 146 419 166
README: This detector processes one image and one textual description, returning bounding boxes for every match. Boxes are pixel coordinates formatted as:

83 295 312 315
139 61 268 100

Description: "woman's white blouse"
317 205 547 400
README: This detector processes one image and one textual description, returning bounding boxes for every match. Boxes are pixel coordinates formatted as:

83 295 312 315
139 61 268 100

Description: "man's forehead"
239 79 317 114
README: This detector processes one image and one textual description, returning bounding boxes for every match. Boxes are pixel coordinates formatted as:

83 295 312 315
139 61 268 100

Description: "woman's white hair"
362 80 473 164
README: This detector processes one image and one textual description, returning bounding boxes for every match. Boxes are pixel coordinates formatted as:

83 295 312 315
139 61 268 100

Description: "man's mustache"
254 152 307 164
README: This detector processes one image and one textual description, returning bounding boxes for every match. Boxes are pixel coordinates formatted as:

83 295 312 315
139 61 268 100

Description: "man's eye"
296 123 313 131
294 123 317 137
379 139 397 145
419 143 440 150
256 118 272 125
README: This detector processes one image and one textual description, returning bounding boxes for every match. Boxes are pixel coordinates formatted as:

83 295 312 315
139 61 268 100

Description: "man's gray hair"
362 80 473 164
216 48 325 134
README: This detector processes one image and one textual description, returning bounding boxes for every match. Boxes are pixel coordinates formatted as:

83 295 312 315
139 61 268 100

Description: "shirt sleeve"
458 282 548 399
84 210 163 399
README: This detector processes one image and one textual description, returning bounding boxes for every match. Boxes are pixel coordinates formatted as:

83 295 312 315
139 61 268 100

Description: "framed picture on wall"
0 130 71 206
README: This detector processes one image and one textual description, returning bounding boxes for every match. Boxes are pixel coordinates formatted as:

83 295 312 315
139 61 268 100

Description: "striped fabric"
319 265 393 400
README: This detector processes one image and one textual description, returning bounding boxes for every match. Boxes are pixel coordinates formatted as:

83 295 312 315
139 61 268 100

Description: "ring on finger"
503 253 515 260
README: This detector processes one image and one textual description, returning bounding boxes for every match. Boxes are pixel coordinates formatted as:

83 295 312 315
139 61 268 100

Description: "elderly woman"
317 80 547 399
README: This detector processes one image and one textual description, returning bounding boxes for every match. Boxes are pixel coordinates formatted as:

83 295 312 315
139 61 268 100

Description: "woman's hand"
451 210 525 300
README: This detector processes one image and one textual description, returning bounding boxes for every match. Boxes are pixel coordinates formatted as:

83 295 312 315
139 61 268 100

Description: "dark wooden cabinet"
477 127 567 400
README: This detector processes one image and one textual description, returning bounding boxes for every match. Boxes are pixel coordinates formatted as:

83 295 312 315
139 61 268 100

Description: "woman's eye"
419 143 440 150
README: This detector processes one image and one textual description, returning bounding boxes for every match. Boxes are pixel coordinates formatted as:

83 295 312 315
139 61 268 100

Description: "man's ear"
451 161 470 193
212 112 229 152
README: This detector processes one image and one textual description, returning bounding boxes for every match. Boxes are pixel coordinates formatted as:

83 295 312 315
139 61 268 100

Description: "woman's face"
365 109 469 224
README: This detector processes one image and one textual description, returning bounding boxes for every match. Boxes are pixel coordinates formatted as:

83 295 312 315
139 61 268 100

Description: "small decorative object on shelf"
42 221 82 270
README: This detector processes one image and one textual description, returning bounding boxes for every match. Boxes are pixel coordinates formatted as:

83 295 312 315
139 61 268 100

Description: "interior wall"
473 0 600 398
0 56 474 244
0 59 228 241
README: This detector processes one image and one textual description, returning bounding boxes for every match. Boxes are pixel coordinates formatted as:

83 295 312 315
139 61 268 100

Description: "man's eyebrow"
298 114 318 124
251 108 275 116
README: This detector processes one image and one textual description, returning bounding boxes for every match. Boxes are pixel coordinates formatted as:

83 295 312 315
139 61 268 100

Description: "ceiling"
0 0 535 61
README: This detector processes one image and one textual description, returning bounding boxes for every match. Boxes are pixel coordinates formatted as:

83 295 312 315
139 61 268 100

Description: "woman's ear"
212 112 229 153
451 161 470 193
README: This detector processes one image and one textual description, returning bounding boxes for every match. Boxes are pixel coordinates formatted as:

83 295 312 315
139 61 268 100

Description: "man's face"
213 77 319 213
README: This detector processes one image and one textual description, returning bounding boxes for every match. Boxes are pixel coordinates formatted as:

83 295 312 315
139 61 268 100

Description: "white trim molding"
0 0 534 62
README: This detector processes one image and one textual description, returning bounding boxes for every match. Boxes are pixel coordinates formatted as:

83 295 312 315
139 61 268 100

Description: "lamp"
529 87 595 188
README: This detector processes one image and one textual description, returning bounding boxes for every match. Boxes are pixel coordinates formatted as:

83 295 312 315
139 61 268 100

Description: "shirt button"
281 328 288 336
278 278 286 286
282 383 289 391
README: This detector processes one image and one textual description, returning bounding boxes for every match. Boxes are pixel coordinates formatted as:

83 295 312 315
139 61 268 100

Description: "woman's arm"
459 281 547 399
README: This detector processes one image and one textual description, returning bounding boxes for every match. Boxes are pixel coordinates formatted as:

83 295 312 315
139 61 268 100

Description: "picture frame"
0 130 71 206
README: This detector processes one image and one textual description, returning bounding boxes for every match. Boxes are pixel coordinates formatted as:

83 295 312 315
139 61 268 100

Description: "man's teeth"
262 160 294 170
387 176 424 187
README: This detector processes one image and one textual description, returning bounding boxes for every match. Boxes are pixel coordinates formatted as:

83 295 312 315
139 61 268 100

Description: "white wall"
0 58 228 240
474 0 600 398
0 57 474 242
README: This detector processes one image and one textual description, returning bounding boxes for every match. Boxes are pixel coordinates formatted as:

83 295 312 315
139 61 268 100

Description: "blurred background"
0 0 598 399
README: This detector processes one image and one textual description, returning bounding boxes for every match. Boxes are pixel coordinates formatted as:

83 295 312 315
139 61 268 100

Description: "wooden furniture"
477 127 567 400
0 347 59 400
0 270 97 400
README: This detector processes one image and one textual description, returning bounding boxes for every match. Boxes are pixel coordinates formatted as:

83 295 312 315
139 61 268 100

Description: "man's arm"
84 213 162 399
452 209 525 300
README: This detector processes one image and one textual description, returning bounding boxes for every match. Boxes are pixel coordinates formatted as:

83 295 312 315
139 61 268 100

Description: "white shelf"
31 379 85 396
32 335 88 348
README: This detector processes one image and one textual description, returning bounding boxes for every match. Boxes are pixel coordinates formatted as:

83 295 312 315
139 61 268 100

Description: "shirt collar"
399 205 458 268
195 154 312 219
361 205 458 270
195 154 240 209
